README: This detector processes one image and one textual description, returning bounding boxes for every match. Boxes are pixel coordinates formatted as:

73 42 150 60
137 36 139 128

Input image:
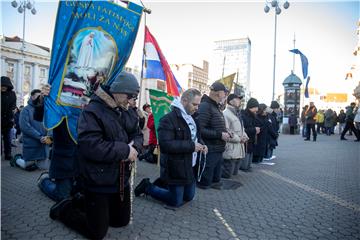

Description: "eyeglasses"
126 94 138 100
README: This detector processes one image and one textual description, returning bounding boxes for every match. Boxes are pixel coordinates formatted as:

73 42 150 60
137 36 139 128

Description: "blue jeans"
38 177 73 202
147 182 196 207
265 146 273 159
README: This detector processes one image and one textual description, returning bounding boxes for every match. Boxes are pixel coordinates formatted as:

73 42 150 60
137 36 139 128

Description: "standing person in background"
337 109 346 135
222 94 248 178
252 104 268 163
341 102 360 141
197 82 229 190
264 107 279 160
288 111 298 135
324 109 334 136
354 104 360 131
331 111 337 134
304 102 317 142
141 104 151 149
1 76 17 160
240 98 260 171
315 110 325 134
300 105 308 138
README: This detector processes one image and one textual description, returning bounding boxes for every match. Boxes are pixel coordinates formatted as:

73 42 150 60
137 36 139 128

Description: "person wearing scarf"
135 88 207 207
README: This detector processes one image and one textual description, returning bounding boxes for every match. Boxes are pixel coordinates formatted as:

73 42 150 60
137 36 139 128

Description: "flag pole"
138 11 148 108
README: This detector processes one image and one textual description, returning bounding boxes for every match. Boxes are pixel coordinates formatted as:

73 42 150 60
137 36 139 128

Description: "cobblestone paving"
2 134 360 239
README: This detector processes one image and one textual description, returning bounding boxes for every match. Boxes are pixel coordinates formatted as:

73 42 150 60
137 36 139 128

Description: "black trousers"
1 128 12 158
306 123 317 140
341 121 360 140
60 186 131 240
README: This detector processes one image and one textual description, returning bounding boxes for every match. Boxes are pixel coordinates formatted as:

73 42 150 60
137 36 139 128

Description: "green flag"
149 89 174 138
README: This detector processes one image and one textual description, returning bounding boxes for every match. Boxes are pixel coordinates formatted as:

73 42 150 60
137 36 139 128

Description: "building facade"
171 60 209 94
1 36 50 106
212 38 251 99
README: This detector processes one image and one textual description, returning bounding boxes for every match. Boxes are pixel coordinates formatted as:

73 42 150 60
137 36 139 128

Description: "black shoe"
304 138 310 141
49 198 72 220
340 137 347 140
211 182 223 190
4 155 12 161
354 139 360 142
196 183 211 189
134 178 150 197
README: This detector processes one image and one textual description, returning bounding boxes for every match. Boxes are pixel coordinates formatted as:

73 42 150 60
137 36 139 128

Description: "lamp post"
10 0 37 104
264 0 290 101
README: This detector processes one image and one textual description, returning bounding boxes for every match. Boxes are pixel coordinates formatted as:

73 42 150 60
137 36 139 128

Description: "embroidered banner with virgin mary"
44 0 143 143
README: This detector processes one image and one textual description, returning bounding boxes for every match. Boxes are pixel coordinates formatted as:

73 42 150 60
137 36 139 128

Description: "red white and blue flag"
144 26 182 97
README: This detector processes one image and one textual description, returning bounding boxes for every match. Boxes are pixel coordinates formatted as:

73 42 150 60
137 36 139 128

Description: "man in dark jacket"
1 76 17 160
340 102 360 141
49 72 140 240
304 102 317 141
197 82 230 189
135 88 207 207
240 98 260 171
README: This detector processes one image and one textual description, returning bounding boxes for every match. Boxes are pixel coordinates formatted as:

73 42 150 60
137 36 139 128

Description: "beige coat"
223 105 249 160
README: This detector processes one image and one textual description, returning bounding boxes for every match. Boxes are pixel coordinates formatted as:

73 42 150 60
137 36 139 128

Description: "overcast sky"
1 0 359 103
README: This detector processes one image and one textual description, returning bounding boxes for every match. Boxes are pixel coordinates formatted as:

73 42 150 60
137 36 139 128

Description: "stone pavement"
1 133 360 240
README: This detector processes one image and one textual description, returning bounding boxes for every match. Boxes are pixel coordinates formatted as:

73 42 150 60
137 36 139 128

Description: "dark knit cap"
270 100 280 109
246 98 259 109
227 93 243 104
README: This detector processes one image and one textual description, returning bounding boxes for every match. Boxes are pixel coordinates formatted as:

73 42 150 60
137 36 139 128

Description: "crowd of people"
300 101 360 142
2 73 360 239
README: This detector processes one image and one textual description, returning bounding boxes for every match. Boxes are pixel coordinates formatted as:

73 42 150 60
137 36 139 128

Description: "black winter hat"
1 76 14 90
258 103 267 112
210 81 229 92
110 71 140 95
246 98 259 109
227 93 243 104
270 100 280 109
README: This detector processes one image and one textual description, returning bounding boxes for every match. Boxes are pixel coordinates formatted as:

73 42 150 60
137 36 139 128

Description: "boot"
49 198 73 220
313 135 317 142
134 178 150 197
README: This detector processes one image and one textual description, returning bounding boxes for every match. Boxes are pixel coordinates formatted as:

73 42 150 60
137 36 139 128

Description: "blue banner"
304 76 310 98
44 0 143 143
289 49 308 79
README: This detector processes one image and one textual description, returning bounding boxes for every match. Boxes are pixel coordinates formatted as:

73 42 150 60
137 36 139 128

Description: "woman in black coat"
252 104 269 163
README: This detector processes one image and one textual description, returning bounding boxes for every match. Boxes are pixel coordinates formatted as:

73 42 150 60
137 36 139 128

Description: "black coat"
158 107 203 185
33 99 78 179
197 94 226 153
267 113 279 148
253 114 268 158
77 94 131 193
241 109 257 153
1 77 16 130
122 107 144 153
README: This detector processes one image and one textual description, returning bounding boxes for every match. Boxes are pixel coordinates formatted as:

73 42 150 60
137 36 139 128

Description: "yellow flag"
217 73 236 92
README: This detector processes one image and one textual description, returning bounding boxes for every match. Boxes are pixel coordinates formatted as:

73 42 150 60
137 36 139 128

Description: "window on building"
40 68 46 78
25 66 31 76
7 63 14 73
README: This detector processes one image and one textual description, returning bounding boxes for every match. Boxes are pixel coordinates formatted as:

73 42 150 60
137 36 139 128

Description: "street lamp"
10 0 37 104
264 0 290 101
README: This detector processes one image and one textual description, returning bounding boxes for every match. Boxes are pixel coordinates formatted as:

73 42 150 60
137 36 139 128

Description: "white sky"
1 0 359 103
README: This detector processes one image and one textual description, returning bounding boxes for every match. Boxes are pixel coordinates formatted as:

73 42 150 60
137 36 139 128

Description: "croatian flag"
144 26 181 97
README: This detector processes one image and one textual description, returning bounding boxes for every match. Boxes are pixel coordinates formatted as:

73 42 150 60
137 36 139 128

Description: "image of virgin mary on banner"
44 1 143 142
